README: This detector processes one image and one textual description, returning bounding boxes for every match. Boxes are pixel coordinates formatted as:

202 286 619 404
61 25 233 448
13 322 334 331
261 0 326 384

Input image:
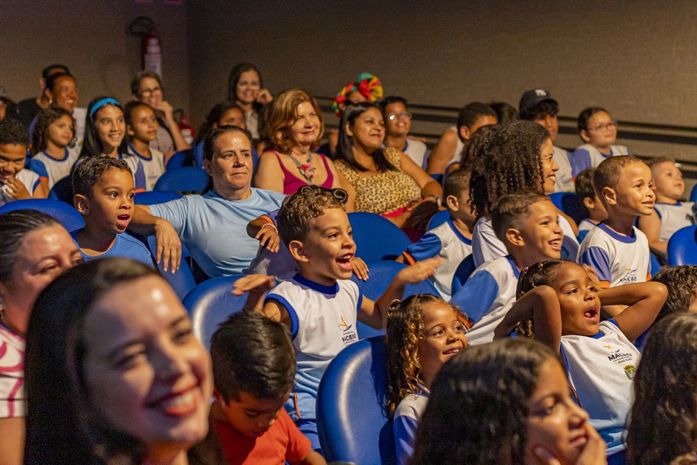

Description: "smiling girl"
30 107 78 189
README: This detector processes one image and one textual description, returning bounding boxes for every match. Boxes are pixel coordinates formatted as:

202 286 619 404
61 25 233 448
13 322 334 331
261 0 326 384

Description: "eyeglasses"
588 121 616 132
139 86 162 98
386 111 411 121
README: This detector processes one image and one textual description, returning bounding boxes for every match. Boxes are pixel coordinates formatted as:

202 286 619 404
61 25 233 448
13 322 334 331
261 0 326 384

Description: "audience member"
233 185 440 451
578 156 654 287
652 265 697 322
488 101 518 124
572 107 629 175
24 258 212 464
194 101 248 168
131 126 285 277
386 294 469 465
189 311 326 465
0 88 17 122
638 157 694 258
125 100 166 190
71 156 153 265
0 118 46 205
497 259 666 462
29 107 77 189
227 63 273 141
451 192 563 344
0 210 81 465
519 88 575 192
16 64 70 127
410 338 606 465
334 103 441 231
131 70 191 159
380 96 428 168
575 168 607 242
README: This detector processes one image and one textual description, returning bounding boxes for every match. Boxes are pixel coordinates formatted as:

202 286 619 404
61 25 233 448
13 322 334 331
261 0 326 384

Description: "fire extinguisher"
175 110 196 145
129 17 162 76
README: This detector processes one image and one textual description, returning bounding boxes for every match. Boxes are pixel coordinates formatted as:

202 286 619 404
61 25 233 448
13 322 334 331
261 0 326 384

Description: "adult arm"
129 205 181 272
158 101 191 156
0 417 24 465
426 128 458 175
327 158 356 212
253 151 285 192
399 152 442 199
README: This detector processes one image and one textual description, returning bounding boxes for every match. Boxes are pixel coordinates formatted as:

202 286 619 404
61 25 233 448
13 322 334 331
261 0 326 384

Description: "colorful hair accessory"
332 72 383 117
89 97 121 119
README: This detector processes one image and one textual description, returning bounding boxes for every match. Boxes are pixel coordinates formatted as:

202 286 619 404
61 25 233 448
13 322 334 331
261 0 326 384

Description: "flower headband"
332 72 383 117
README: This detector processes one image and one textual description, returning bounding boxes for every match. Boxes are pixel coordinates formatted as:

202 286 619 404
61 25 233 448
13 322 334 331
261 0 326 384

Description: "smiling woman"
23 258 212 465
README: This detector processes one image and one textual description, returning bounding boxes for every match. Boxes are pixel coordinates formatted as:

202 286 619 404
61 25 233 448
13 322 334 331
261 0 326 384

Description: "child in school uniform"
0 118 46 205
518 88 575 192
71 156 153 265
571 107 629 176
638 157 695 258
578 156 654 287
575 168 608 242
29 107 78 189
124 100 165 191
496 259 666 464
233 185 440 452
401 169 474 299
188 311 326 465
450 192 563 345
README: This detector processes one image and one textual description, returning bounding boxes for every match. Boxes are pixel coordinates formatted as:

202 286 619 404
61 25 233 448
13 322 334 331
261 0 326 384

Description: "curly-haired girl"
386 294 469 465
30 107 77 189
626 312 697 465
468 120 579 266
410 338 606 465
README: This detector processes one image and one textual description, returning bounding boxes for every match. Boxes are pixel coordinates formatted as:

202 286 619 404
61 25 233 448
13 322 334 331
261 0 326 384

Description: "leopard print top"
335 147 422 214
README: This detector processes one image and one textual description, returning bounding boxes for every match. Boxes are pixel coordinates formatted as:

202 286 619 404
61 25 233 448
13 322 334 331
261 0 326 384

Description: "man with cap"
518 89 574 192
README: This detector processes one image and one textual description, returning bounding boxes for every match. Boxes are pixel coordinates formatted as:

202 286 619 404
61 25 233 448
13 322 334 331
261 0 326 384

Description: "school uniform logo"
339 315 357 344
617 268 639 285
603 344 635 374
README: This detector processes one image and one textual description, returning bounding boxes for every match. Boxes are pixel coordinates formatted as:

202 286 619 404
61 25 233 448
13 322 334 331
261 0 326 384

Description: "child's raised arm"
232 274 292 328
598 281 667 341
246 214 280 253
494 285 563 352
358 257 441 329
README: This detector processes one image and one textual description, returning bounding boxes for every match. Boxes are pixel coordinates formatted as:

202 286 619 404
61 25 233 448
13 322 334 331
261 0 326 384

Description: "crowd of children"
3 62 697 465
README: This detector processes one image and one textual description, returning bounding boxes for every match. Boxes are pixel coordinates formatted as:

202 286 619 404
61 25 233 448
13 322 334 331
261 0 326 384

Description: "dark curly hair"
276 185 348 244
410 338 557 465
0 117 29 146
386 295 469 416
513 259 568 338
469 120 550 218
31 107 75 154
653 266 697 323
459 124 496 171
626 313 697 465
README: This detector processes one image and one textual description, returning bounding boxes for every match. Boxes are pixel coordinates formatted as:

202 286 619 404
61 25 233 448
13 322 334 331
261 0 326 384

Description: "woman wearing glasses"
254 89 354 209
380 96 428 169
131 70 191 162
571 107 629 175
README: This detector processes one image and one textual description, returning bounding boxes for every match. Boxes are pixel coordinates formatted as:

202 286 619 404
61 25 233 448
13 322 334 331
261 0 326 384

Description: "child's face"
525 357 591 465
417 302 468 386
550 263 601 336
95 105 126 154
513 200 563 261
606 161 655 217
384 101 411 137
447 186 476 224
582 194 608 223
47 114 74 149
217 107 246 129
581 111 617 149
296 207 355 284
540 138 559 194
651 161 685 201
82 168 135 234
0 143 26 183
217 390 287 438
533 114 559 142
128 106 159 144
287 101 321 147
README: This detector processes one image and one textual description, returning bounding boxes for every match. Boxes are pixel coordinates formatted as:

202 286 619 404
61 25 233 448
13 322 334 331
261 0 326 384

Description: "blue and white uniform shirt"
570 144 629 177
450 255 519 345
29 148 79 189
393 388 429 465
653 201 695 242
578 222 650 287
553 146 574 192
404 219 472 299
265 275 361 422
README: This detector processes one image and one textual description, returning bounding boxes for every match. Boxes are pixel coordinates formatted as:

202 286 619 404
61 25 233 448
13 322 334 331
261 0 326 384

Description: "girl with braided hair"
386 294 469 465
469 120 579 266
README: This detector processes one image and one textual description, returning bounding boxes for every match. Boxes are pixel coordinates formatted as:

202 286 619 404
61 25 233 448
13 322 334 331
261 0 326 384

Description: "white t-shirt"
653 201 695 242
0 169 41 206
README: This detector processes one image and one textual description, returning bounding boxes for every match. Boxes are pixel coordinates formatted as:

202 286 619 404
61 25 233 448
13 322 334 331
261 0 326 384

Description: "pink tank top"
274 152 335 195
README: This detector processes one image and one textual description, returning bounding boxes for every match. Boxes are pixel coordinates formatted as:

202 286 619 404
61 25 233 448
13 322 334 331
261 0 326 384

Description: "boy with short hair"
402 169 474 299
0 118 46 205
380 96 428 168
578 156 654 287
518 88 574 192
653 265 697 321
575 168 608 242
72 156 153 265
235 186 439 451
189 311 326 465
450 192 563 344
638 157 695 258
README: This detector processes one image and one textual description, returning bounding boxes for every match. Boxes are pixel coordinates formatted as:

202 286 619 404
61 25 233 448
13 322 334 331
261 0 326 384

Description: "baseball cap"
518 89 558 115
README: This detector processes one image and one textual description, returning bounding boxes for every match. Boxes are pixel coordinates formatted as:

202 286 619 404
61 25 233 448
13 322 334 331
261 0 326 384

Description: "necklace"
289 152 316 183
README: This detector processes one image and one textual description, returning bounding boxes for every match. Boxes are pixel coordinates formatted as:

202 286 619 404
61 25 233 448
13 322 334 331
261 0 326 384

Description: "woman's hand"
153 218 181 273
256 88 273 105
